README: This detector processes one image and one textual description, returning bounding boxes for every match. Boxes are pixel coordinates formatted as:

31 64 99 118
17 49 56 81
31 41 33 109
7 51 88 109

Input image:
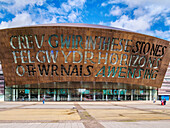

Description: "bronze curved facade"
0 23 169 88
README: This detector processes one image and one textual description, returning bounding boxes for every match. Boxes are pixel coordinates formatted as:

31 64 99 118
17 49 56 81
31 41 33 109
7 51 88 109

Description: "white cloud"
133 8 146 17
103 0 170 41
39 16 58 24
0 0 87 29
0 0 12 2
110 17 170 41
105 0 170 19
165 17 170 26
143 30 170 41
154 30 170 41
68 0 86 8
47 6 66 15
98 21 106 25
107 0 170 8
1 0 46 14
61 0 86 12
109 6 122 16
0 12 35 29
0 12 5 18
68 10 80 22
101 2 107 7
46 0 86 23
58 16 67 23
62 3 72 12
104 5 122 17
110 15 150 31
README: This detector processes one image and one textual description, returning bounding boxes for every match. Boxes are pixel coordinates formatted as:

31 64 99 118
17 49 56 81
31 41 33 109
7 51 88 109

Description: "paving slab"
100 121 170 128
0 109 80 121
86 109 170 121
80 105 127 109
126 105 170 109
0 104 23 109
21 104 74 109
0 123 85 128
1 101 170 128
77 102 111 105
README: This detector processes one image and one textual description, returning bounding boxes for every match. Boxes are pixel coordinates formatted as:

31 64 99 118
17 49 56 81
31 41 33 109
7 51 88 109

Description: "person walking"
153 97 156 103
161 99 164 105
164 98 166 105
43 96 45 104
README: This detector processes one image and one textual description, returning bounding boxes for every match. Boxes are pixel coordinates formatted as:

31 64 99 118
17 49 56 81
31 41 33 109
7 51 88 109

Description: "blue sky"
0 0 169 40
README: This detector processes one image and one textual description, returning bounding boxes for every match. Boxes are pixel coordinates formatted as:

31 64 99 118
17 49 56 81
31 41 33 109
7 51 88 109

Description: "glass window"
18 89 29 101
45 89 54 101
31 89 38 101
5 88 12 101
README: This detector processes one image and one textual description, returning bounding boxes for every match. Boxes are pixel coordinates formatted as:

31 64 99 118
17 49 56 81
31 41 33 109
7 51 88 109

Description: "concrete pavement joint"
74 103 104 128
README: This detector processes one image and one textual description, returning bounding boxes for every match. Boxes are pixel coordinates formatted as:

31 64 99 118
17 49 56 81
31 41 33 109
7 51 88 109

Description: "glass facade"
4 82 157 101
0 62 161 102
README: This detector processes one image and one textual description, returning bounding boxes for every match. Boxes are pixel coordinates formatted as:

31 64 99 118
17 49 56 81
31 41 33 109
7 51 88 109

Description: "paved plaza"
0 101 170 128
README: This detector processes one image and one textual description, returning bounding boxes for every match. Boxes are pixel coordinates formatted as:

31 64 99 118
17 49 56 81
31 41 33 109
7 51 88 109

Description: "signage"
0 24 169 87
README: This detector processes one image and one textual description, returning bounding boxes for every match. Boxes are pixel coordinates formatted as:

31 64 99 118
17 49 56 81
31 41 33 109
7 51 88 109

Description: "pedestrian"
164 98 166 105
43 96 45 104
161 99 164 105
153 97 156 103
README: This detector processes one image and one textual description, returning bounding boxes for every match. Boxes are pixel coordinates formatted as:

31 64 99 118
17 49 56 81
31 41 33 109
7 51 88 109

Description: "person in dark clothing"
164 98 166 105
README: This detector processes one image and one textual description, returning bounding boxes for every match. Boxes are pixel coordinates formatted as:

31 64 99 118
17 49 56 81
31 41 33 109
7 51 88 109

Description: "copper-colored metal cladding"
0 23 169 87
